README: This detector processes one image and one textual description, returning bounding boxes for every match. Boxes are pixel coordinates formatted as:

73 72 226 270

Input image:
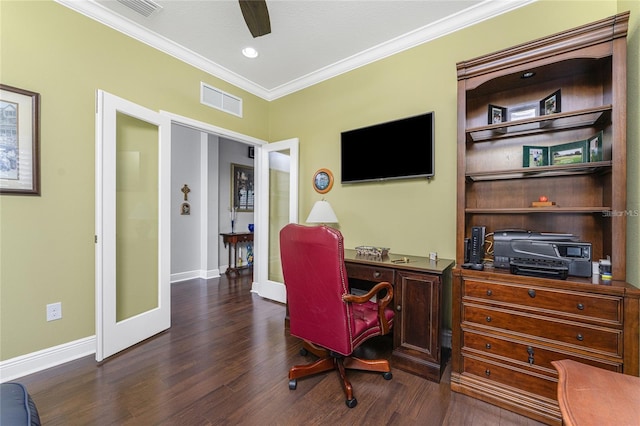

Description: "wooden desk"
220 232 253 275
343 250 455 382
552 359 640 426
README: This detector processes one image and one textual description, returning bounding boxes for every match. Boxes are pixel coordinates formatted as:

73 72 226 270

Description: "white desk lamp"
306 199 338 224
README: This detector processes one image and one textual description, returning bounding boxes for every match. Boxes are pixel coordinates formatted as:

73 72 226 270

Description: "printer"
493 230 592 279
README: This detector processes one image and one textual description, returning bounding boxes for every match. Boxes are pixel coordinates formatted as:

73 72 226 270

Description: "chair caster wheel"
300 348 308 356
383 371 393 380
345 398 357 408
289 379 297 390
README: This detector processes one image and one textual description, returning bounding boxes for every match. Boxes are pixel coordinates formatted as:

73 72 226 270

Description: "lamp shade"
306 200 338 224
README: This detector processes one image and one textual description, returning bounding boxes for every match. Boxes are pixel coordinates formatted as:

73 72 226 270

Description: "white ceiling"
57 0 534 100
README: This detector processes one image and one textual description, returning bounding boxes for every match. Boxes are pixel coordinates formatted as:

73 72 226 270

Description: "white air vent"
116 0 162 17
201 83 243 117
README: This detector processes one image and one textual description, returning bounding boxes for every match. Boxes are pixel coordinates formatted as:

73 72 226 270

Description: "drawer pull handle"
576 334 584 341
527 346 535 365
486 316 492 322
373 271 381 278
485 343 491 350
485 369 491 377
577 303 584 310
396 305 402 312
528 289 536 298
486 290 493 296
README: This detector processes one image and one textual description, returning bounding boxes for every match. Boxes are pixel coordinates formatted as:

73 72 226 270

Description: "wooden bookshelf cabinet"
451 12 640 425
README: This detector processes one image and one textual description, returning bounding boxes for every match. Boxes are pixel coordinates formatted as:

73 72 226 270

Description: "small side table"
220 232 253 275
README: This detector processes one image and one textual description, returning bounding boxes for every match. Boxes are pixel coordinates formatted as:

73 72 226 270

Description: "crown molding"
56 0 535 101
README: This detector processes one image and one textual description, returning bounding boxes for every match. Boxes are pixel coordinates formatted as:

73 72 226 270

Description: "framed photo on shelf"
540 89 561 115
550 140 589 165
0 84 40 195
588 131 603 162
523 146 549 167
508 102 538 121
231 163 254 212
488 104 507 124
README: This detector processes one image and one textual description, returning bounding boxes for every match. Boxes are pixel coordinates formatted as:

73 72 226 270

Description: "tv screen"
340 112 434 183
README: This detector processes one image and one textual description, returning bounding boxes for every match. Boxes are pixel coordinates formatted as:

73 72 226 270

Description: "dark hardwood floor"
18 275 545 425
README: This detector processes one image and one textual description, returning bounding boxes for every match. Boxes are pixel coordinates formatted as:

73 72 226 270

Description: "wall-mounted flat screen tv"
340 112 434 183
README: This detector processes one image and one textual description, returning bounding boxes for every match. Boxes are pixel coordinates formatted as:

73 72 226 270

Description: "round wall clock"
313 168 334 194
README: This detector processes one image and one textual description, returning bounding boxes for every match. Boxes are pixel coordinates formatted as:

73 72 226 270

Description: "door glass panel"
267 149 290 282
115 112 159 322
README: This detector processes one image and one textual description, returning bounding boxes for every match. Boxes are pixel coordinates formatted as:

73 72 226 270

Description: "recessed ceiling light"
242 47 259 59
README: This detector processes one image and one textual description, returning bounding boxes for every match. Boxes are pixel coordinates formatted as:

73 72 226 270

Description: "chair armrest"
343 281 394 335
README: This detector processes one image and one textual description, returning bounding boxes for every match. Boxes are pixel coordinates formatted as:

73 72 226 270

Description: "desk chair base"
288 342 392 408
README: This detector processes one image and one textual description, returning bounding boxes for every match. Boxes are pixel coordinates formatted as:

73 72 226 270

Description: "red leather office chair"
279 223 395 408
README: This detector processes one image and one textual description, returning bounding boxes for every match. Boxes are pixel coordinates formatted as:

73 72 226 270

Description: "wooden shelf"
466 161 612 182
466 106 611 143
466 206 611 214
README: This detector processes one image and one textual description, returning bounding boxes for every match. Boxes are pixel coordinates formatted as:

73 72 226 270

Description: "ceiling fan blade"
239 0 271 38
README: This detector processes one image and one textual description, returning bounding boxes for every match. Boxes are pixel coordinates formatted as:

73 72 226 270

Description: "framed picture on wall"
0 84 40 195
231 163 254 212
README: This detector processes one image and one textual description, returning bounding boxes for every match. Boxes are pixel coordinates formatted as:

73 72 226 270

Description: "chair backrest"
280 223 355 355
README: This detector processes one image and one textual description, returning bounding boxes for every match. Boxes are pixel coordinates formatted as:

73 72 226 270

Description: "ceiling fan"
239 0 271 38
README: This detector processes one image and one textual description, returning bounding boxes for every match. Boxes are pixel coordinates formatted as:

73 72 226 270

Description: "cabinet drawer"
463 304 622 356
463 355 557 401
464 279 622 324
462 329 622 373
345 263 395 283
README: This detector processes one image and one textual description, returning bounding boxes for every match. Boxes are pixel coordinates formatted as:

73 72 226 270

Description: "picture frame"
523 146 549 167
550 140 589 165
231 163 254 212
588 131 603 162
0 84 40 195
540 89 561 115
488 104 507 124
508 102 538 121
313 168 334 194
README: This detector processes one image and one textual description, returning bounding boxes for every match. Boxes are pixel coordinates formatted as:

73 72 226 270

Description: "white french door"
252 138 299 303
95 91 171 361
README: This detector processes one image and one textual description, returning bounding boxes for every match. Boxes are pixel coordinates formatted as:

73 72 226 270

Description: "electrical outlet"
46 302 62 321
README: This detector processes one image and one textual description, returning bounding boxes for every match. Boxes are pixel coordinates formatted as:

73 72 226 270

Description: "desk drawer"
464 279 622 324
463 304 622 356
463 355 557 401
462 329 622 373
345 263 394 283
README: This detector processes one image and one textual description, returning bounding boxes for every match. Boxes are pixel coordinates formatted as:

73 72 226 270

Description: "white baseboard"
171 269 220 283
0 336 96 383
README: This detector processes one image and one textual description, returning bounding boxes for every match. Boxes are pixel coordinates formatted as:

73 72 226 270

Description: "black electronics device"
461 226 485 270
341 112 435 183
493 229 592 278
464 238 470 263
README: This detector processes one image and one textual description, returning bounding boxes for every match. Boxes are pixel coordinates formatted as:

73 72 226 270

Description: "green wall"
1 0 638 364
0 0 269 360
